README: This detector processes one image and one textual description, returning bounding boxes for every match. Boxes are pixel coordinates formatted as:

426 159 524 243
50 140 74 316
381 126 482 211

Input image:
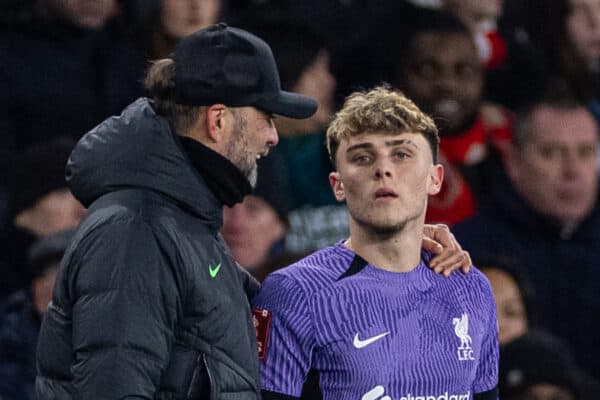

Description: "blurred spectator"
477 257 535 345
36 0 118 29
0 137 85 298
101 0 225 129
239 20 336 137
393 9 513 224
454 96 600 378
238 20 344 253
442 0 502 28
221 154 291 274
441 0 508 68
0 0 128 157
248 251 311 283
124 0 223 60
499 331 583 400
488 0 600 112
0 228 74 400
1 0 118 29
230 0 429 106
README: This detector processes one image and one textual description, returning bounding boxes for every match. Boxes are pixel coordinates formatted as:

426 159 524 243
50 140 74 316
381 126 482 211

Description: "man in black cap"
35 23 317 400
35 24 470 399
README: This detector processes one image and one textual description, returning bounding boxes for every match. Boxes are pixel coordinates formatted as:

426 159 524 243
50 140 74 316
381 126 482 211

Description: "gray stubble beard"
227 110 258 188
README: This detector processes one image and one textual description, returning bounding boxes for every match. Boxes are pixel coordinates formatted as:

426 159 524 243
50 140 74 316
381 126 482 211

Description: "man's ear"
205 104 229 143
329 171 346 202
427 163 444 196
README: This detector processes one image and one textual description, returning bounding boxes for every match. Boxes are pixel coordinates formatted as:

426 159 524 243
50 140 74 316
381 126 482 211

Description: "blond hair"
326 86 439 166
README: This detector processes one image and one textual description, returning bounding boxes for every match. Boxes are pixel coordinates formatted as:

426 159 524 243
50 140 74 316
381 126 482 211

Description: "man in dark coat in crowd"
454 96 600 379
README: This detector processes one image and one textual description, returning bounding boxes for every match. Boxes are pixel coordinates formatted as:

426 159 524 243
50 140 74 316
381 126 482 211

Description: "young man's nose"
374 158 394 179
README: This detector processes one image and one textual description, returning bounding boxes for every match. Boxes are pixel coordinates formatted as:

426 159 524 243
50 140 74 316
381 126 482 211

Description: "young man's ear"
427 164 444 196
329 171 346 202
205 104 229 143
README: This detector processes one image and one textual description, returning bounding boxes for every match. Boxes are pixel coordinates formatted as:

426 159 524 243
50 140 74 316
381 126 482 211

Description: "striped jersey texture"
252 241 499 400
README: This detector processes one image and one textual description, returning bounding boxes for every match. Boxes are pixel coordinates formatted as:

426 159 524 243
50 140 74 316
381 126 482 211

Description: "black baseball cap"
172 23 318 119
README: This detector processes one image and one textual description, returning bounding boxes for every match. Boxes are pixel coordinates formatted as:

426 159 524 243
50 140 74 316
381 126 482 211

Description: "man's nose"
267 124 278 147
433 66 461 95
434 72 461 95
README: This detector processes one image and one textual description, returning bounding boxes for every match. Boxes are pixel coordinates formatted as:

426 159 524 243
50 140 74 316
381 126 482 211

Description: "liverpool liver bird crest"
453 313 472 349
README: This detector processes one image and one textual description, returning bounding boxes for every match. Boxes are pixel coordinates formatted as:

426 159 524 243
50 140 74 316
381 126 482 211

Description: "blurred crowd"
1 0 600 398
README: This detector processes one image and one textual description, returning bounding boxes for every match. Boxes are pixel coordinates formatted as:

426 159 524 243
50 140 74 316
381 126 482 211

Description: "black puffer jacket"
35 98 261 399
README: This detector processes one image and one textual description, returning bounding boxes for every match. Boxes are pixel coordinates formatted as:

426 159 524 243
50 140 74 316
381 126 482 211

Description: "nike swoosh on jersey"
353 331 390 348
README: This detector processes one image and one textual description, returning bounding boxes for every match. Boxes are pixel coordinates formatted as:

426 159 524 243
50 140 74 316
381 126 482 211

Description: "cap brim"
255 91 318 119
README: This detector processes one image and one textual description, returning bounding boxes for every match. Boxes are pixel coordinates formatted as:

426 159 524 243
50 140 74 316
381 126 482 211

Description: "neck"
178 136 252 207
345 220 423 273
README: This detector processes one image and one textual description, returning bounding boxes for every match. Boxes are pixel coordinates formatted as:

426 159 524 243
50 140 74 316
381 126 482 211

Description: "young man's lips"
374 188 398 198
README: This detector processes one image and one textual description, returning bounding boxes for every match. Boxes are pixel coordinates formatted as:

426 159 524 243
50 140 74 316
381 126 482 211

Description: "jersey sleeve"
473 275 499 399
252 272 315 397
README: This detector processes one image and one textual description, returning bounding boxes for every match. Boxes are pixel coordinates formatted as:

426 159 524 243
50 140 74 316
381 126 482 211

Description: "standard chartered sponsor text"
362 386 470 400
399 392 470 400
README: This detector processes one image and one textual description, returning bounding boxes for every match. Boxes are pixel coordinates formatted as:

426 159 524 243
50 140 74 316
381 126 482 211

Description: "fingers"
431 251 471 277
460 249 472 273
423 223 471 276
422 224 435 242
424 223 455 248
434 224 455 250
421 236 443 255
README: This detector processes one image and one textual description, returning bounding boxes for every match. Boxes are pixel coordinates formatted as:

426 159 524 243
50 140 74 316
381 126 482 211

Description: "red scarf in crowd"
426 109 513 225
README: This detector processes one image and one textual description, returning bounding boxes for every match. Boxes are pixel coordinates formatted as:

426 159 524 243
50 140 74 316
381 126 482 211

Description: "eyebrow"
345 139 419 153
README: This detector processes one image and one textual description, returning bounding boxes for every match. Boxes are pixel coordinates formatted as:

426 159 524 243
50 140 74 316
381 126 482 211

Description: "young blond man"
253 87 499 400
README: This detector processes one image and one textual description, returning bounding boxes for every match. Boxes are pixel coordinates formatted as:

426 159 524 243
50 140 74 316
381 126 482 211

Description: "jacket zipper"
203 353 215 400
185 352 203 400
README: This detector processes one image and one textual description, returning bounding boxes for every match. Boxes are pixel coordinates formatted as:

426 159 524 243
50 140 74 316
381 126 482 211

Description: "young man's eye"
352 155 372 164
393 151 409 160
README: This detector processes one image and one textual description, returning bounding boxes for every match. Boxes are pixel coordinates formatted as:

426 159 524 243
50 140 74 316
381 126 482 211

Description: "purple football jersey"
252 242 499 400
